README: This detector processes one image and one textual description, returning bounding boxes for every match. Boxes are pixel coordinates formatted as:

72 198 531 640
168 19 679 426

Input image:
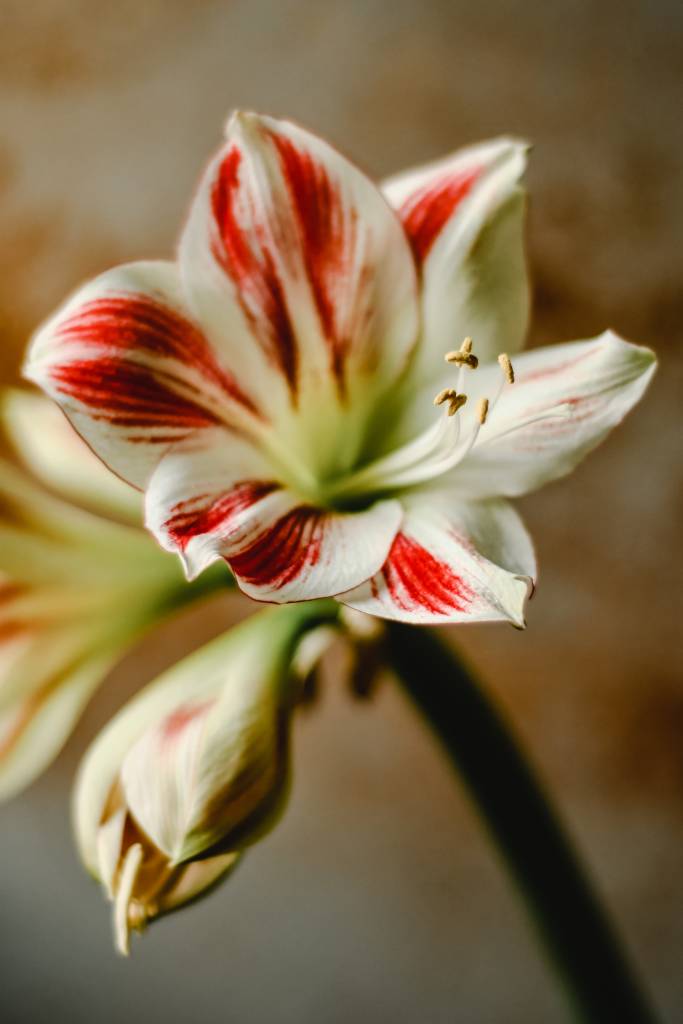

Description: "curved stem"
384 623 659 1024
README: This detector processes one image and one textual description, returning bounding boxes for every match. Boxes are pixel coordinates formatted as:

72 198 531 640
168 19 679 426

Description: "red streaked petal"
145 428 282 579
48 358 219 433
373 531 475 616
209 144 299 397
398 166 482 266
164 481 281 555
145 430 403 598
24 261 262 488
340 493 533 625
180 112 419 474
226 496 404 603
452 332 657 498
381 138 529 440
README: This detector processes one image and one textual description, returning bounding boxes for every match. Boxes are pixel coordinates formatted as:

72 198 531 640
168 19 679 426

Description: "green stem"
384 623 658 1024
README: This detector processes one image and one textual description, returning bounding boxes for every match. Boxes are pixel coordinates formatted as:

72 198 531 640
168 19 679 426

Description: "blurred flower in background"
0 390 227 799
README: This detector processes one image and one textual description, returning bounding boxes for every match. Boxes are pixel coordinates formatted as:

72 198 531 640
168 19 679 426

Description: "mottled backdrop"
1 2 681 1022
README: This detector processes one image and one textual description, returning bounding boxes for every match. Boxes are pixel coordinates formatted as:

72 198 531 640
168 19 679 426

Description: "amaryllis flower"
25 113 656 625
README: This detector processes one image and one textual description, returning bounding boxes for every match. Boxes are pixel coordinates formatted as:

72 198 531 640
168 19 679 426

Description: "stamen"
498 353 515 384
433 387 457 407
477 398 489 424
447 394 467 416
433 388 467 417
445 350 479 369
445 335 478 369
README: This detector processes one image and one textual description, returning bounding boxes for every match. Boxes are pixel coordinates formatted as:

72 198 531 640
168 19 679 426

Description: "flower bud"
74 604 329 953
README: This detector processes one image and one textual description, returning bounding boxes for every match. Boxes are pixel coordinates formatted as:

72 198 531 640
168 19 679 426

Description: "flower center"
323 338 516 506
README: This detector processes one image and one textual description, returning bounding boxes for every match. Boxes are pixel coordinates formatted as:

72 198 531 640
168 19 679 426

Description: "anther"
447 394 467 416
433 388 457 407
445 350 479 369
477 397 489 424
498 353 515 384
433 388 467 416
460 337 473 354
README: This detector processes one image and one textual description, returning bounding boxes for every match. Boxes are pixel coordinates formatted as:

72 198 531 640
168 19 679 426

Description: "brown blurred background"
1 1 681 1021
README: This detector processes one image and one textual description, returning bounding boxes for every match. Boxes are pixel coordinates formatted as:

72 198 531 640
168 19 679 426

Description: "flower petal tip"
225 108 266 142
485 135 531 176
599 330 658 397
20 357 43 391
505 574 534 630
177 546 222 583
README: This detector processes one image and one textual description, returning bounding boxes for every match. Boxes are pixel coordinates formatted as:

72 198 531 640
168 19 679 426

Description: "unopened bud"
74 605 323 953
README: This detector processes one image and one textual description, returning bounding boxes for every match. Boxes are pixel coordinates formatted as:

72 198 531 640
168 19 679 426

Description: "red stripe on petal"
517 346 596 385
164 481 280 551
229 506 324 590
400 167 481 265
272 134 354 391
161 700 215 744
381 533 473 615
56 295 259 415
211 147 299 396
50 358 219 433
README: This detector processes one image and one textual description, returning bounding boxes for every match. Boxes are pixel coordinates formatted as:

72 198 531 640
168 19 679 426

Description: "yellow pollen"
447 394 467 416
477 397 489 424
433 388 467 416
433 387 457 407
498 352 515 384
460 336 473 354
445 350 479 369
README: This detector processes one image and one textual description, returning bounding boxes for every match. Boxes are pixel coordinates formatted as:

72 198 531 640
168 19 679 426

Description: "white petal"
145 427 285 580
1 389 141 523
159 852 240 913
452 331 657 497
146 427 403 600
114 842 143 955
340 490 533 626
121 678 281 863
24 261 262 489
96 807 127 898
226 493 403 603
0 650 117 801
180 111 419 478
383 137 529 420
